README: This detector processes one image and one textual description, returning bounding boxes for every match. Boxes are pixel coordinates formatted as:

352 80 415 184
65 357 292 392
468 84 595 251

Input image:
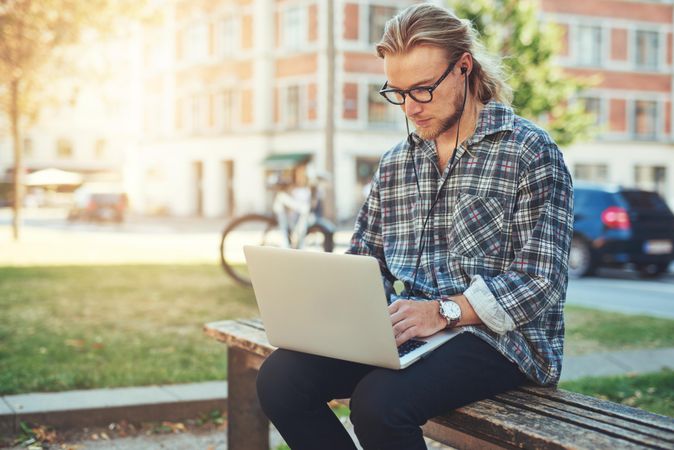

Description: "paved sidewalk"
2 347 672 449
561 347 674 380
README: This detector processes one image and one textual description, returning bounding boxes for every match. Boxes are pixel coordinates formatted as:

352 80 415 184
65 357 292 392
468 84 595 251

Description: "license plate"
644 240 673 255
99 208 115 219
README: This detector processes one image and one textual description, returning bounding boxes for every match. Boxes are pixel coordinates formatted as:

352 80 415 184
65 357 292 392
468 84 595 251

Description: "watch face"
442 301 461 320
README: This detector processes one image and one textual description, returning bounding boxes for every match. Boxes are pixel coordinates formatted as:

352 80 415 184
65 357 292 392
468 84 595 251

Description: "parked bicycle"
220 166 335 286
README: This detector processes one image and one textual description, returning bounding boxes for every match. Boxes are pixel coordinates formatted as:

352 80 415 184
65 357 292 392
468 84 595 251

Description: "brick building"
543 0 674 202
135 0 416 219
133 0 674 220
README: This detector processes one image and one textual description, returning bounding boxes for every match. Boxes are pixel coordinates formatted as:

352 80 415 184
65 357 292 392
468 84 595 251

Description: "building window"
635 30 659 70
576 25 602 66
367 83 397 125
175 98 184 130
574 163 609 183
190 94 205 133
221 90 234 131
581 97 602 127
23 138 33 158
219 17 236 58
94 139 106 159
635 165 667 197
356 157 380 202
633 100 657 140
187 22 208 62
369 5 397 44
57 139 73 159
286 85 301 129
282 6 306 50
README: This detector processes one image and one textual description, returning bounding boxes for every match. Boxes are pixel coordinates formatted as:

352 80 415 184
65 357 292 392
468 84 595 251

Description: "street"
567 269 674 318
2 207 673 318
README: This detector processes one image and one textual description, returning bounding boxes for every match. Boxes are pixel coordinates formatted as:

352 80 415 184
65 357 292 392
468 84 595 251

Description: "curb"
0 382 228 435
2 347 673 437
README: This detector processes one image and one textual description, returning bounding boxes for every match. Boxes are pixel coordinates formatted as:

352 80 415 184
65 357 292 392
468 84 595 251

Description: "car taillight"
601 206 631 230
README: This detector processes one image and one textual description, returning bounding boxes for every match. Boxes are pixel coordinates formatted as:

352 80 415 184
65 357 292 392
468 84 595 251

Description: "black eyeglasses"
379 61 457 105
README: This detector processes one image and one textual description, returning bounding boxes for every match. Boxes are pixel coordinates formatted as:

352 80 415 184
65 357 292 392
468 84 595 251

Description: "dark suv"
570 182 674 278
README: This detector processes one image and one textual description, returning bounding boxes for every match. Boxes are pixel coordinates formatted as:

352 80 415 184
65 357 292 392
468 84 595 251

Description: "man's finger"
387 299 402 314
390 309 403 326
395 326 416 346
393 319 415 341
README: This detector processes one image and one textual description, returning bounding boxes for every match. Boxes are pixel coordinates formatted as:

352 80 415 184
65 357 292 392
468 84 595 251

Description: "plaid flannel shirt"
347 101 574 386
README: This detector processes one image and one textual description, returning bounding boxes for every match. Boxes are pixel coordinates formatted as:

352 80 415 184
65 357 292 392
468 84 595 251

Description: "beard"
414 93 465 141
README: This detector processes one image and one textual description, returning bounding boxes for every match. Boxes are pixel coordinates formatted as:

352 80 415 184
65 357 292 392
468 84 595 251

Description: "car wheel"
568 236 595 278
637 263 669 279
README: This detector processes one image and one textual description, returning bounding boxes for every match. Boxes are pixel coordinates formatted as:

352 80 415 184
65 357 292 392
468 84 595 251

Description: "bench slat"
495 390 672 448
521 386 674 433
435 398 651 450
204 320 274 358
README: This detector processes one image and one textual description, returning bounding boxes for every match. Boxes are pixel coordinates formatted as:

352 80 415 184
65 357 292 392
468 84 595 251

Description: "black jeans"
256 332 528 450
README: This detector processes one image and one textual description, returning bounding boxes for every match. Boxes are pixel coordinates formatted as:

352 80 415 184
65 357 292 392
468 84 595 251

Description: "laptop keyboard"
397 339 428 357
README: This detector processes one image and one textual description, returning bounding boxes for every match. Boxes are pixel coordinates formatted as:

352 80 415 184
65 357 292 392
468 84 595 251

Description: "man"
256 4 573 449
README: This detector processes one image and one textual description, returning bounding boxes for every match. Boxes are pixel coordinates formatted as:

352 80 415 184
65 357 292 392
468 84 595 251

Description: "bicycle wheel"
304 222 335 253
220 214 287 286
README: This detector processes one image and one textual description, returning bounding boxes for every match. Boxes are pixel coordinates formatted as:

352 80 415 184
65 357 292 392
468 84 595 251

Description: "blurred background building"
133 0 408 221
545 0 674 204
0 34 142 206
1 0 673 221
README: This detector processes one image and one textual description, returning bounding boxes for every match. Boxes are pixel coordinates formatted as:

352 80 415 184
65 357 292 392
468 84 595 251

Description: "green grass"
564 305 674 355
0 264 258 395
1 265 673 397
560 369 674 417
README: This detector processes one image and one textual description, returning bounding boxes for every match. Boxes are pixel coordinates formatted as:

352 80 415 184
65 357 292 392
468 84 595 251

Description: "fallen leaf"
32 425 57 443
161 421 186 433
65 339 85 348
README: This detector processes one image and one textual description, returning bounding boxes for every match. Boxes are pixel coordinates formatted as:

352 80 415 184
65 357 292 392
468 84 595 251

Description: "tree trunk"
11 78 23 241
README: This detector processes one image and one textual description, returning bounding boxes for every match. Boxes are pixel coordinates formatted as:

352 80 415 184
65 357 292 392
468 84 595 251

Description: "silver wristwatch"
438 298 462 328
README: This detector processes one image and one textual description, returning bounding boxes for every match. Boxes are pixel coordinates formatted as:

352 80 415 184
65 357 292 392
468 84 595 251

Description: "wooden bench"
205 318 674 450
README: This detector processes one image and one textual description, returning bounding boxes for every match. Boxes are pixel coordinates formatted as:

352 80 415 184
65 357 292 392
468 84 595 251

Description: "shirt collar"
466 100 515 146
409 100 515 149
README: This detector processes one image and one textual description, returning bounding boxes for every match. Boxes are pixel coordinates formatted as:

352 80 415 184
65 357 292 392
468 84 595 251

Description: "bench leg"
228 347 269 450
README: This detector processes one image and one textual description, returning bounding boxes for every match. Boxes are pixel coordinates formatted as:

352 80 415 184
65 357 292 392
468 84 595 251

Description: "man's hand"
388 299 447 346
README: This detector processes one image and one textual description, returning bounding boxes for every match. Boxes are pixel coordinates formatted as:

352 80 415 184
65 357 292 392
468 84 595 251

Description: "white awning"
25 168 83 186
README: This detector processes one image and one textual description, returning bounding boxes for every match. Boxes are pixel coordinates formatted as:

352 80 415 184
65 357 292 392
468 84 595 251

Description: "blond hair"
375 3 512 105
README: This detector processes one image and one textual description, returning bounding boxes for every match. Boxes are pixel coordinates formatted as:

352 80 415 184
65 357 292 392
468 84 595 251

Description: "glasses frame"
379 61 457 105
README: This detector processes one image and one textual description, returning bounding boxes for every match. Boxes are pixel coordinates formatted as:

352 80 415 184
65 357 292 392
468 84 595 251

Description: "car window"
620 191 672 214
91 193 124 203
574 188 614 212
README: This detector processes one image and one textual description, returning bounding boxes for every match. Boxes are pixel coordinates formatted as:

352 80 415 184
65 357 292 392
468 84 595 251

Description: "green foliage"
448 0 597 147
561 369 674 417
0 0 147 120
274 444 292 450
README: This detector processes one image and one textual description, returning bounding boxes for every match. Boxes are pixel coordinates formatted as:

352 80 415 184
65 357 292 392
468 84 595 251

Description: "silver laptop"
243 245 460 370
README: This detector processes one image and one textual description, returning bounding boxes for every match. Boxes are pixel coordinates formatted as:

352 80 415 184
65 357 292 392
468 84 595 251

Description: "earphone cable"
405 70 469 299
